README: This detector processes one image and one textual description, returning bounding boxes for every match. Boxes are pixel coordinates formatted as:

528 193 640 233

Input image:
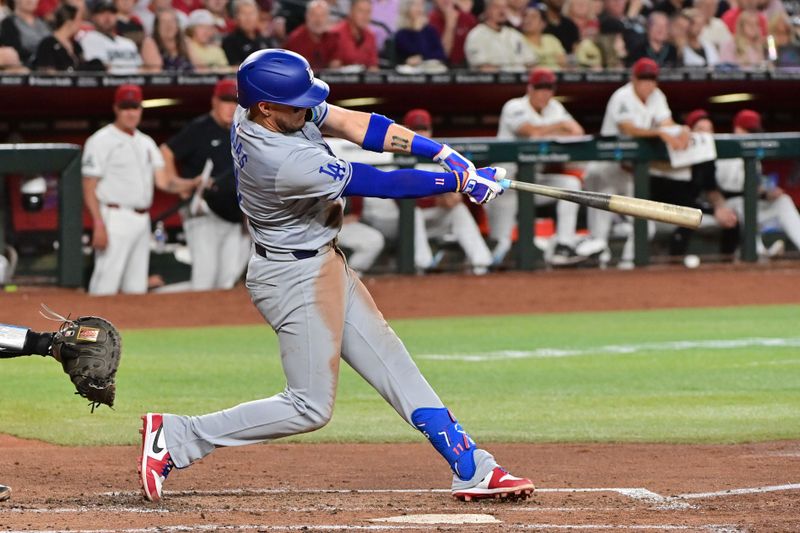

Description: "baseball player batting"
139 49 533 503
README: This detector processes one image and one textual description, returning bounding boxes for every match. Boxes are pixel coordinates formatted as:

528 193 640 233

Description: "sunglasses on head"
532 83 556 90
635 73 658 81
118 102 142 110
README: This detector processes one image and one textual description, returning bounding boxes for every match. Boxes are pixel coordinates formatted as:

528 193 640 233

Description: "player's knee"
284 390 334 431
303 405 333 431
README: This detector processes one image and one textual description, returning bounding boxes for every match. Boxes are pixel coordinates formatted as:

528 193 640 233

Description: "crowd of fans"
1 0 799 72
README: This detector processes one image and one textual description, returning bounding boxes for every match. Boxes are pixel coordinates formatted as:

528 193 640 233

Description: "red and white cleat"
452 467 535 502
138 413 174 502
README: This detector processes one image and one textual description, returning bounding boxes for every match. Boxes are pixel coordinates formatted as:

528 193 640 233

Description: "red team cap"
685 109 710 129
631 58 659 80
403 108 432 131
214 78 238 101
733 109 763 132
114 84 143 107
528 67 557 88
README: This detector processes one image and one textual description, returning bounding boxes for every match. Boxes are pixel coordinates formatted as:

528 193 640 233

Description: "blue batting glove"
434 144 475 173
455 167 506 204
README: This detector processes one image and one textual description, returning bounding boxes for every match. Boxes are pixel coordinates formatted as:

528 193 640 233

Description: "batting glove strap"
434 144 475 173
456 167 506 204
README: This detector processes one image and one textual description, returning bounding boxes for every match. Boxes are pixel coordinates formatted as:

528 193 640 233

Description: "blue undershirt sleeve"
342 162 459 199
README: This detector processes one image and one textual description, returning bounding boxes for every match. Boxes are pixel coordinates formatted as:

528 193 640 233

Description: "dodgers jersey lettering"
231 102 353 252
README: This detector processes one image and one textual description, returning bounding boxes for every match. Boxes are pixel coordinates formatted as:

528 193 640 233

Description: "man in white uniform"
578 58 689 267
79 0 143 73
464 0 537 71
82 84 196 295
489 67 591 266
714 110 800 257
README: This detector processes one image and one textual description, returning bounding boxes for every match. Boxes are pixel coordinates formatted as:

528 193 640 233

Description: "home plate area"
5 483 799 532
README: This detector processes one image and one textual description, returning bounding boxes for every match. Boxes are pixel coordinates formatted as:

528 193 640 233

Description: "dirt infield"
2 263 800 531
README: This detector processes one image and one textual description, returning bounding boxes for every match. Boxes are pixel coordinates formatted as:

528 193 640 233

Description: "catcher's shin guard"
411 407 477 481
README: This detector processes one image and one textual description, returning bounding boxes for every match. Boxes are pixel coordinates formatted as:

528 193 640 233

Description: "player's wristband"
410 135 443 160
342 163 457 198
362 113 394 153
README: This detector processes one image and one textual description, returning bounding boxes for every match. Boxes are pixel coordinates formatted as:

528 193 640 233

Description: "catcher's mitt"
51 315 122 411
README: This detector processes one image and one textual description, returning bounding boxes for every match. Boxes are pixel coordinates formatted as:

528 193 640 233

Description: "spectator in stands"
719 9 767 68
721 0 767 36
140 8 194 71
186 8 229 70
428 0 476 67
714 109 800 258
32 3 97 71
506 0 529 30
160 79 251 290
0 0 50 65
394 0 447 67
564 0 599 41
584 15 628 68
222 0 272 66
598 0 645 56
679 8 720 67
371 0 402 54
490 67 591 267
79 0 142 73
694 0 733 52
464 0 535 71
330 0 379 70
205 0 235 34
521 5 566 69
82 85 196 296
257 2 286 46
284 0 338 70
542 0 580 54
579 59 689 268
173 0 203 17
770 12 800 67
626 11 678 67
115 0 144 48
136 0 188 36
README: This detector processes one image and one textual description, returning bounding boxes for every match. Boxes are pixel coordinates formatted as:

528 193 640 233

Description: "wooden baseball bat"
498 178 703 229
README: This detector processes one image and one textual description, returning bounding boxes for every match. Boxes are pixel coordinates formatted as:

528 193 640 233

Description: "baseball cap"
188 9 216 28
114 84 143 108
91 0 117 14
213 78 238 102
403 109 432 131
685 109 710 129
631 58 659 80
528 67 557 89
733 109 763 132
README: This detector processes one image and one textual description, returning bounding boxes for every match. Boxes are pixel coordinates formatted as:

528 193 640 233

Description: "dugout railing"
390 133 800 273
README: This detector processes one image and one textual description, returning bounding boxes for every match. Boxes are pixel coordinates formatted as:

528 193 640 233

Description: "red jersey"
428 7 477 67
330 20 378 68
285 25 340 70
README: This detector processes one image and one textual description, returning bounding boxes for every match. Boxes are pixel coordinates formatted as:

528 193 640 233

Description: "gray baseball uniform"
161 104 497 489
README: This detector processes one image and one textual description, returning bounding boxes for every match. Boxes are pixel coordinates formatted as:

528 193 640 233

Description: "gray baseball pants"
162 246 495 485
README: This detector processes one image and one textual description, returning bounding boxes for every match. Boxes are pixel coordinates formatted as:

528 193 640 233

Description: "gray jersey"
232 103 353 252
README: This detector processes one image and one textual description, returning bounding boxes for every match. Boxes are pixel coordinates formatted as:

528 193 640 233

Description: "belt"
106 203 148 214
254 241 334 261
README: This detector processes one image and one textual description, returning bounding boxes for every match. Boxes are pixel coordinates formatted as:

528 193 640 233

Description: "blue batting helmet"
237 49 330 109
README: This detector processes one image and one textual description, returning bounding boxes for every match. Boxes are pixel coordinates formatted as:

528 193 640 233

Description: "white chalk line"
2 524 743 533
417 337 800 362
676 482 800 499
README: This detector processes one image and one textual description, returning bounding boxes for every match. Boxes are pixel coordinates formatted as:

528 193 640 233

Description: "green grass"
1 304 798 446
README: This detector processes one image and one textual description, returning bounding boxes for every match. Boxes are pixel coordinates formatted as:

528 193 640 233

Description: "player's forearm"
0 324 53 358
342 163 458 198
618 122 662 139
82 178 104 225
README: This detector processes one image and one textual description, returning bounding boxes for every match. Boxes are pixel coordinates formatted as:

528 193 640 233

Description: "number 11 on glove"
453 167 506 204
